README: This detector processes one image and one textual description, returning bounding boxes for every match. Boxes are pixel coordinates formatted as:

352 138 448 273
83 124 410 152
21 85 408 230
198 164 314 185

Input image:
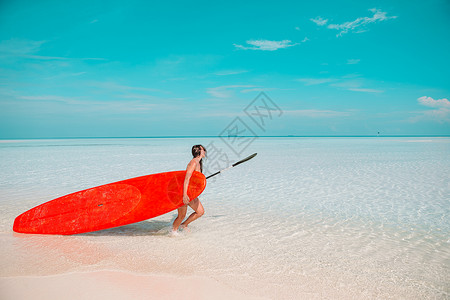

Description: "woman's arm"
182 160 196 204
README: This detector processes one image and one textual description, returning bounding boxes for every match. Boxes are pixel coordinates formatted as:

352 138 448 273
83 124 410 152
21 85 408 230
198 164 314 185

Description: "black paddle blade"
232 153 257 167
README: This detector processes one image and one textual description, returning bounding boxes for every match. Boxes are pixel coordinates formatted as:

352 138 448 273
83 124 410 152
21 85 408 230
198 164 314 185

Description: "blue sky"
0 0 449 138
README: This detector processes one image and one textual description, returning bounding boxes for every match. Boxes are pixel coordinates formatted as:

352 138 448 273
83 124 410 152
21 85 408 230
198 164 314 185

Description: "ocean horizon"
2 135 450 141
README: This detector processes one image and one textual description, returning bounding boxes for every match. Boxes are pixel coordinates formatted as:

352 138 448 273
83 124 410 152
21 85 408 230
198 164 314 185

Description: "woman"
172 145 206 233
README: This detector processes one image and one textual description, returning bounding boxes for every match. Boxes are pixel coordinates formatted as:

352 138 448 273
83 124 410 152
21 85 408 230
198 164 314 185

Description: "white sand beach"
1 271 267 300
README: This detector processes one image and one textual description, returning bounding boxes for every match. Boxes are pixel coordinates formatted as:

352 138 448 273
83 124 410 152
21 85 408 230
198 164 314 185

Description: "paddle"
206 153 257 179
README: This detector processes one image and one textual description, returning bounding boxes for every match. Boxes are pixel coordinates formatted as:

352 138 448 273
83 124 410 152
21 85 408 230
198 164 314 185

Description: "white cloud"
418 96 450 108
206 85 256 98
297 77 384 93
312 8 397 37
0 39 68 60
347 59 360 64
330 78 384 93
295 27 301 31
234 40 298 51
92 82 167 94
121 94 159 101
0 38 49 60
310 17 328 26
295 78 336 85
421 108 450 120
240 87 279 93
151 54 222 77
409 109 450 124
81 57 108 61
347 88 383 93
214 70 249 76
330 79 359 89
414 96 450 123
16 94 158 112
0 38 46 55
24 55 68 60
43 71 87 80
0 38 106 61
301 37 309 43
19 95 76 103
284 109 352 118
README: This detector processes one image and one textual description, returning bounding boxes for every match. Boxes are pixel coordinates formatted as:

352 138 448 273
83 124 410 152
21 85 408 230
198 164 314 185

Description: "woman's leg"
181 198 204 228
172 205 187 231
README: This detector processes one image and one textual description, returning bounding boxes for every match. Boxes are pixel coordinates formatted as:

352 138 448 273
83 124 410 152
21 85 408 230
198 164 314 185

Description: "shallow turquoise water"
1 137 449 298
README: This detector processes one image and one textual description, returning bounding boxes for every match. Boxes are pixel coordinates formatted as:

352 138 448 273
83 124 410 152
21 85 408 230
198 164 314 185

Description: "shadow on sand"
78 220 174 237
77 214 227 237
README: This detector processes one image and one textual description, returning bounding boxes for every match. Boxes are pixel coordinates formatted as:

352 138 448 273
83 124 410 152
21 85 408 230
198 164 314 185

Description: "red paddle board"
13 171 206 235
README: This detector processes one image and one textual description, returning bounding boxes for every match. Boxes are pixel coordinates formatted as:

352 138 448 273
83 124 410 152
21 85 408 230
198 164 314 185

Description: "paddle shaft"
206 153 257 179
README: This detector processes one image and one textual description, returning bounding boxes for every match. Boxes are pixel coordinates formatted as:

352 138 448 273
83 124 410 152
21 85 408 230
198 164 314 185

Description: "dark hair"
192 144 206 173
